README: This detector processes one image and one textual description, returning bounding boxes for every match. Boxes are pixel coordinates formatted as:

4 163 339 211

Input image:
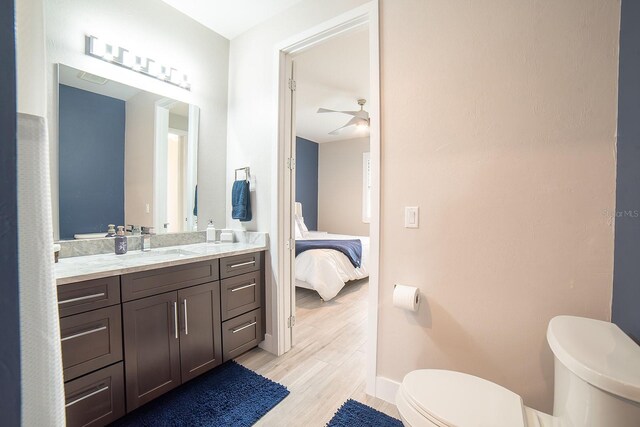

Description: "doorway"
275 1 381 396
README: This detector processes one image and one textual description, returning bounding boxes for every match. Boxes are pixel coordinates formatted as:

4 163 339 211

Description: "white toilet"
396 315 640 426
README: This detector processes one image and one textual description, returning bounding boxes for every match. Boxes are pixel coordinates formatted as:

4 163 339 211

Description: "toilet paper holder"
393 284 421 311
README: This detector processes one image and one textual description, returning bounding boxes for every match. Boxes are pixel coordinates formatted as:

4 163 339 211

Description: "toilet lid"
402 370 526 427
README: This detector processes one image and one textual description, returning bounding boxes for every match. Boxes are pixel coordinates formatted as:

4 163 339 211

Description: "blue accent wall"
612 0 640 343
0 0 20 423
295 137 318 231
59 85 125 239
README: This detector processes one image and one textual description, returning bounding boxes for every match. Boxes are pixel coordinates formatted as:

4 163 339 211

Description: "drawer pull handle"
174 302 179 339
232 321 257 334
231 282 256 292
65 385 109 407
229 260 255 269
58 292 105 305
61 326 107 342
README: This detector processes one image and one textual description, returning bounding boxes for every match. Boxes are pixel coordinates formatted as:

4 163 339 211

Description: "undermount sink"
122 248 199 258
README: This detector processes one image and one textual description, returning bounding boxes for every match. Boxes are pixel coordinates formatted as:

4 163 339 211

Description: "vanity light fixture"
85 35 191 91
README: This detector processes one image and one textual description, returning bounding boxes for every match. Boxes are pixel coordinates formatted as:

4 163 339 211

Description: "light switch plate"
405 206 419 228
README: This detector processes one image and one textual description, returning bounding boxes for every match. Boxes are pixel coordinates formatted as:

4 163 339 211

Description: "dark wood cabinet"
60 305 122 381
178 282 223 382
59 250 265 424
222 308 263 362
64 362 125 427
221 271 262 321
123 292 181 411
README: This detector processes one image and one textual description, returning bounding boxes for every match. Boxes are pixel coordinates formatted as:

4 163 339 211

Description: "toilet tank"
547 316 640 427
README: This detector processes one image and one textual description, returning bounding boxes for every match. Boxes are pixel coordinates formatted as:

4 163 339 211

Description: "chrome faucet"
127 224 141 235
141 226 153 251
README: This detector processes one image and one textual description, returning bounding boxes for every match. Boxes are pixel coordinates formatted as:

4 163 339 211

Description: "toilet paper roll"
393 284 420 312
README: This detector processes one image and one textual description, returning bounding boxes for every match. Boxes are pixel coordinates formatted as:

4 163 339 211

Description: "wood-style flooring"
236 279 400 426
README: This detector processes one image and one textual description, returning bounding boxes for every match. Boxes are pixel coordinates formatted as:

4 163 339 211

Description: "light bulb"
89 36 105 57
122 49 134 68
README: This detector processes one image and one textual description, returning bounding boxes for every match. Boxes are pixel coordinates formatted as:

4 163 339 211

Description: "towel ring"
234 167 250 182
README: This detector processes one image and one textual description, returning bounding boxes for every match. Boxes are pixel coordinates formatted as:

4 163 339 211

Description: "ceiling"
160 0 306 40
294 28 369 143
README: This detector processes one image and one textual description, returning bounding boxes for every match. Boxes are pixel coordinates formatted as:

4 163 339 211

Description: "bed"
294 225 370 301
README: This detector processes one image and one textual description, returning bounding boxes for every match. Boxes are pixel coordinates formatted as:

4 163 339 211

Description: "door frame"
274 0 381 396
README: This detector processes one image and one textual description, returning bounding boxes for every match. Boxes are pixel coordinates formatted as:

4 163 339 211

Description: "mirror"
55 64 199 240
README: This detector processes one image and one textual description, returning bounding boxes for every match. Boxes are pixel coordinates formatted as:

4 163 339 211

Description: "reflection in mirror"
56 64 199 240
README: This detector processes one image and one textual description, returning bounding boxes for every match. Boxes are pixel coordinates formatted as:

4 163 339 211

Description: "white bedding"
295 232 370 301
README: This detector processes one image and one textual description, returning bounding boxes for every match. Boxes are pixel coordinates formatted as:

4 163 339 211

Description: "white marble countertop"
55 241 267 285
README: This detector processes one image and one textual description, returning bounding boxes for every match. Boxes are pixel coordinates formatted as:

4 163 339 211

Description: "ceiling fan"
317 98 370 135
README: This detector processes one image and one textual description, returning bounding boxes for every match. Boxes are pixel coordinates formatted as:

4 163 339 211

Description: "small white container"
220 229 234 243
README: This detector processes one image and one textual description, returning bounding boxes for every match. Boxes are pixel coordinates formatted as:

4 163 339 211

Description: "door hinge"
285 238 295 251
287 158 296 170
288 315 296 328
288 78 296 91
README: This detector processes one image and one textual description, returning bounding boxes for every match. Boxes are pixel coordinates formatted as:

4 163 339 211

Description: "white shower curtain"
17 113 66 426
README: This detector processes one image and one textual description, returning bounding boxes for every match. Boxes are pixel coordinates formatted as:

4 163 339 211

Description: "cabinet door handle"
61 326 107 342
232 321 257 334
65 385 109 407
58 292 105 305
230 282 256 292
183 299 189 335
229 260 255 269
173 302 178 339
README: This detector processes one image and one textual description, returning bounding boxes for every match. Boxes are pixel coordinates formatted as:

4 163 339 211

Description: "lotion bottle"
206 220 216 243
115 226 128 255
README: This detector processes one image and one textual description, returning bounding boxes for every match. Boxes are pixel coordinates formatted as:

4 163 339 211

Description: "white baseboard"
375 376 400 404
258 333 275 354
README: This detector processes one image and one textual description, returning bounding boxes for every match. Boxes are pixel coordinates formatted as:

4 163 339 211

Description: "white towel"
17 113 65 426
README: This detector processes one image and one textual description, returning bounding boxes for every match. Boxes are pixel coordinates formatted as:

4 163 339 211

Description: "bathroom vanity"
56 244 266 426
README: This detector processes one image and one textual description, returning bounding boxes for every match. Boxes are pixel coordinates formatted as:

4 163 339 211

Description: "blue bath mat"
327 399 403 427
112 361 289 426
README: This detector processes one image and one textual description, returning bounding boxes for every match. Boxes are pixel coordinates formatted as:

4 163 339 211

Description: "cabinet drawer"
221 271 262 321
222 308 263 362
121 259 219 301
64 362 125 427
58 276 120 318
60 305 122 381
220 252 262 279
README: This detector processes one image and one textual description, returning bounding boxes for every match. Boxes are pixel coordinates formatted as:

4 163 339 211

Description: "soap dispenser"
115 226 128 255
206 220 216 243
105 224 116 237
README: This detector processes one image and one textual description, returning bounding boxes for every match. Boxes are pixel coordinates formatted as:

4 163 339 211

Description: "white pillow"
294 218 303 239
296 216 309 233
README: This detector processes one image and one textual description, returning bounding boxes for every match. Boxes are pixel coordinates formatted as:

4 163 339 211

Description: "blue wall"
59 85 125 239
295 137 318 231
0 0 20 424
612 0 640 343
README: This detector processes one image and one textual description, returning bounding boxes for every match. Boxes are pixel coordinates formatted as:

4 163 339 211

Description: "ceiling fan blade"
328 117 361 135
317 107 360 116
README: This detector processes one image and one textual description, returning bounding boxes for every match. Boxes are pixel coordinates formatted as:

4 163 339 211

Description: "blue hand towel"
232 180 252 222
192 185 198 217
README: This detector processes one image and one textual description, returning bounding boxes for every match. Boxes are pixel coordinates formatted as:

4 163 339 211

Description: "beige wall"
318 137 370 236
377 0 619 412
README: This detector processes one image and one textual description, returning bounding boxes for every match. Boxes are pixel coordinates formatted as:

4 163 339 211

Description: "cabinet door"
123 292 181 411
178 282 222 382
